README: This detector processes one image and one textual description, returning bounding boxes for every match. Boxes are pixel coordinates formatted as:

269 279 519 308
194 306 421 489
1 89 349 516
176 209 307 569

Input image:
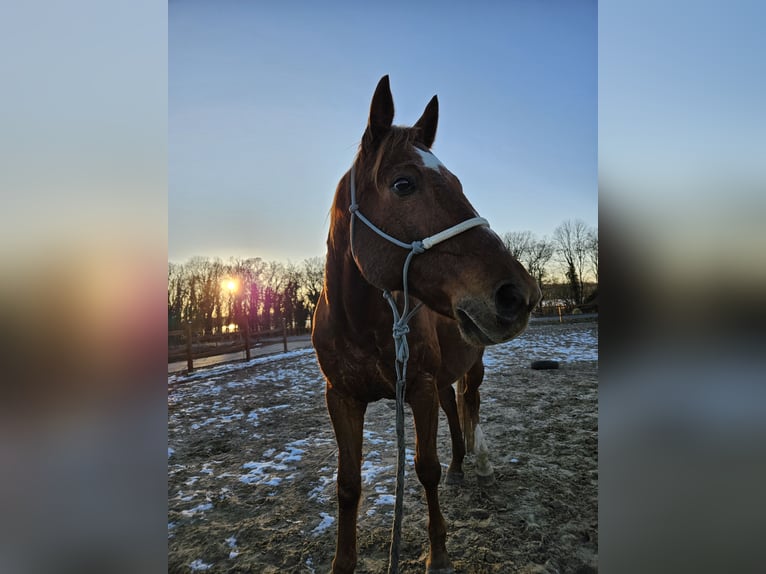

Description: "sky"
169 0 597 264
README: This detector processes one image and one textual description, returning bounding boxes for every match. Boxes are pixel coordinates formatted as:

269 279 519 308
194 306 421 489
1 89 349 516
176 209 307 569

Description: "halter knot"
349 202 359 214
410 241 425 255
392 322 410 339
392 322 411 364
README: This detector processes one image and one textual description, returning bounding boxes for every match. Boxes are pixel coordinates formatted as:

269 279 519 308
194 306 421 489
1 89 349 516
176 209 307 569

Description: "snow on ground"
484 325 597 368
169 348 329 529
311 512 336 536
225 536 239 559
169 321 597 566
181 502 213 517
168 347 316 385
238 438 325 491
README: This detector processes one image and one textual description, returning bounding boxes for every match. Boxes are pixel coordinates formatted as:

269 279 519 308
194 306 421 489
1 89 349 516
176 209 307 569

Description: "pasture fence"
169 318 309 372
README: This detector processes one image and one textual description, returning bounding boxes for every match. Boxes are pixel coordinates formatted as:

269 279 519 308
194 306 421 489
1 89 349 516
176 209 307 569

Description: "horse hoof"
445 470 464 485
427 567 455 574
477 472 495 487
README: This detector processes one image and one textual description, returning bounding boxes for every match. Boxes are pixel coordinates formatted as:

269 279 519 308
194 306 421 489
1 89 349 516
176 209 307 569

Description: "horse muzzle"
455 280 541 346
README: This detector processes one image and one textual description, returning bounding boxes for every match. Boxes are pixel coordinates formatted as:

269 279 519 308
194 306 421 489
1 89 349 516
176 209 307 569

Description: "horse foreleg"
460 360 495 486
411 384 453 573
326 385 367 574
438 384 466 485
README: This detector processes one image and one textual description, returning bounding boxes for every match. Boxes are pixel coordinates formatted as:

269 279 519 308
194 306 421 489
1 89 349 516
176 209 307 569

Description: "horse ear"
414 95 439 149
363 75 395 151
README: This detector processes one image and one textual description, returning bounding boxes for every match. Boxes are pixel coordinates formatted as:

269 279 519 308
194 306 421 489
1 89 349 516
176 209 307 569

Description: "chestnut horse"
312 76 540 573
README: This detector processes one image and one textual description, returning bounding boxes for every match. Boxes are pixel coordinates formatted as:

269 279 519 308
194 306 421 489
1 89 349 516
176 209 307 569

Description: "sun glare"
222 278 238 293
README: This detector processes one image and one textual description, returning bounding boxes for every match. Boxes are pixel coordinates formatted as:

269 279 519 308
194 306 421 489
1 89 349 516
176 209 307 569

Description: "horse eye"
391 177 415 196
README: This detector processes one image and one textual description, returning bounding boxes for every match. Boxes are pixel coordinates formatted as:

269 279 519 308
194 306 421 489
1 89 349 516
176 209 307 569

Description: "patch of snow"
311 512 335 536
225 536 239 559
375 494 395 506
239 460 288 486
190 559 212 571
258 404 290 414
182 502 213 517
216 472 236 479
168 347 316 385
486 328 598 365
275 445 304 464
239 436 317 487
361 457 392 486
218 412 243 424
363 429 388 445
308 467 336 504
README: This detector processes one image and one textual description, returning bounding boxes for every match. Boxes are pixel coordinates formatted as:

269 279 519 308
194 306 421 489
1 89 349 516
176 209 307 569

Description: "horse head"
340 75 541 345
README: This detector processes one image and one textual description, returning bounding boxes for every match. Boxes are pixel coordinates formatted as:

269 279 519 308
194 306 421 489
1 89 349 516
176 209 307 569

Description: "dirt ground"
168 320 598 573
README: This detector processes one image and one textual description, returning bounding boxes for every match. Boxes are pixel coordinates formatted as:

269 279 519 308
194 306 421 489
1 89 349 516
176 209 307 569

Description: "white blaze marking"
414 147 445 171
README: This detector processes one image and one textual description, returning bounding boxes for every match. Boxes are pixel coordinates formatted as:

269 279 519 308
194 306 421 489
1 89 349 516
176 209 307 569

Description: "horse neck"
323 171 389 336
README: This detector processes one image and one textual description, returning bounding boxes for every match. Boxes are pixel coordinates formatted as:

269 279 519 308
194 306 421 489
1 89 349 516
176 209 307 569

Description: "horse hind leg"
326 386 367 574
472 421 495 487
459 359 495 486
438 384 466 485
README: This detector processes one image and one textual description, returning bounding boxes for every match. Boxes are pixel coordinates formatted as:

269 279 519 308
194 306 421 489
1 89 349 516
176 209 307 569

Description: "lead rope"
347 164 489 574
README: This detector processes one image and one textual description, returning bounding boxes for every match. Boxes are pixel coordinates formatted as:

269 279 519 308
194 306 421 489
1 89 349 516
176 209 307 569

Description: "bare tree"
501 230 533 261
261 260 285 331
524 237 555 288
282 262 305 332
168 262 187 330
299 256 325 327
553 219 591 305
587 228 598 283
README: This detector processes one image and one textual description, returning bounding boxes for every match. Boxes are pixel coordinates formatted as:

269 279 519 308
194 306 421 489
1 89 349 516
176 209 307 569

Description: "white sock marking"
474 424 495 477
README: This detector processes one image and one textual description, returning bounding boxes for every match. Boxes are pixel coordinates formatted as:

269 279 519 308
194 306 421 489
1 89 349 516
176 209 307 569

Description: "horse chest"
317 326 440 403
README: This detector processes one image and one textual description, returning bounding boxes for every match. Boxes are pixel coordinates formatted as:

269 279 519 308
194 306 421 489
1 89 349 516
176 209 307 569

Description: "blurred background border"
1 1 764 572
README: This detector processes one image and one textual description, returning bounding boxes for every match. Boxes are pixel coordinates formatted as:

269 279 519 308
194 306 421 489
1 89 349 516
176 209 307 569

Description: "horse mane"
327 126 423 256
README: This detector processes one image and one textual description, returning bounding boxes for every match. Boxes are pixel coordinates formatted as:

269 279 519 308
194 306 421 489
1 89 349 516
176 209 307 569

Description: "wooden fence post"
185 322 194 372
282 317 288 353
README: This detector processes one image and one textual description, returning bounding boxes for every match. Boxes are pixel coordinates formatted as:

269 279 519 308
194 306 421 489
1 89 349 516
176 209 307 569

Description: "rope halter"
347 162 489 574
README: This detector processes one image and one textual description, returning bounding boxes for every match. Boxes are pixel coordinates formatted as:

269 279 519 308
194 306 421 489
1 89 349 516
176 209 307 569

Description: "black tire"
530 360 559 370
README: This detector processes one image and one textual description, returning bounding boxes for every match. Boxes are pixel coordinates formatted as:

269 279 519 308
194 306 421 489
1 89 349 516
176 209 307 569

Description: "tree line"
168 219 598 336
501 218 598 309
168 256 324 336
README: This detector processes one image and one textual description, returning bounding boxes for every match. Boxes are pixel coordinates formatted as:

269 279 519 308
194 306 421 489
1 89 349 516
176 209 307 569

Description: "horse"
312 75 541 574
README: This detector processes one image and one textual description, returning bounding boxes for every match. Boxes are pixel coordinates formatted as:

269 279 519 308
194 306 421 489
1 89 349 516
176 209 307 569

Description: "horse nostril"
494 282 526 320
